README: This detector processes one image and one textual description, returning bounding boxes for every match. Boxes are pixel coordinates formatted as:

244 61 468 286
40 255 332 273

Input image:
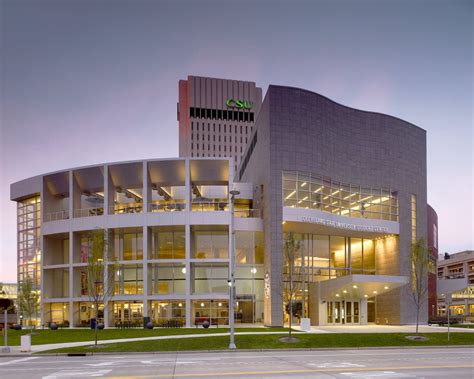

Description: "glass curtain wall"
235 231 265 323
282 233 378 321
17 195 41 326
283 171 398 221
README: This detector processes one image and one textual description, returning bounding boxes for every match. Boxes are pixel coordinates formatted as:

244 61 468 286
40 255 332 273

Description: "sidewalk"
1 324 472 356
0 331 298 355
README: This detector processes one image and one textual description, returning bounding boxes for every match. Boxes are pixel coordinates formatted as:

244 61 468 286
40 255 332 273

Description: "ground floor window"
44 302 70 326
151 301 185 327
74 301 103 327
112 301 143 327
192 300 229 326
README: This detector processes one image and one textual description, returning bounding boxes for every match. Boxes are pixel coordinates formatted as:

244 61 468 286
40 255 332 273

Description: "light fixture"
285 190 296 200
251 267 257 274
335 294 340 297
181 267 186 274
343 290 347 294
218 302 222 307
373 290 378 294
364 294 368 298
384 286 389 290
300 182 307 187
282 221 286 225
353 285 358 289
200 303 205 307
313 187 323 193
178 303 182 307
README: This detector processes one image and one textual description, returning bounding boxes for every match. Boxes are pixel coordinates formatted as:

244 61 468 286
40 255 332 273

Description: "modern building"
239 85 427 326
178 76 262 173
11 78 432 327
437 250 474 320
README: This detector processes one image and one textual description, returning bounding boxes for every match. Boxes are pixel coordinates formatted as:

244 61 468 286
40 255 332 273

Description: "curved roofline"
268 84 426 132
10 156 231 185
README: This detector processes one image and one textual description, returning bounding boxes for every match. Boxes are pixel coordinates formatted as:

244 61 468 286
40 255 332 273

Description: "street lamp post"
228 189 240 349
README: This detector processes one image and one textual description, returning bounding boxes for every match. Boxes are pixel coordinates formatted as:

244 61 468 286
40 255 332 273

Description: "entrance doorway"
327 300 360 325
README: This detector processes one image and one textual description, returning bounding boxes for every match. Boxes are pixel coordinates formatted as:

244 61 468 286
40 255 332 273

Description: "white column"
142 161 149 320
185 159 192 327
360 299 368 325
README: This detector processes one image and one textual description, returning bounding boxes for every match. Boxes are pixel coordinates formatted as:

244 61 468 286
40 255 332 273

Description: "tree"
409 238 430 334
17 275 39 330
282 232 302 341
87 229 115 346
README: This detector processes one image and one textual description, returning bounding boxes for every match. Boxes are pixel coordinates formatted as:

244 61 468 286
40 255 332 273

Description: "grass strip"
39 332 474 354
3 327 289 346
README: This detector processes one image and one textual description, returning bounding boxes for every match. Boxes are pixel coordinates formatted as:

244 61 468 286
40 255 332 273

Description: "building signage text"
226 99 253 109
300 216 389 233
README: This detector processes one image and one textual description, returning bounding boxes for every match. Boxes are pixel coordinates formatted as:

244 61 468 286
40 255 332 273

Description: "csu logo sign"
226 99 253 109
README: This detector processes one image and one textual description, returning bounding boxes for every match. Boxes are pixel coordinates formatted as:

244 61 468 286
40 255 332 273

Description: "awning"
313 274 409 300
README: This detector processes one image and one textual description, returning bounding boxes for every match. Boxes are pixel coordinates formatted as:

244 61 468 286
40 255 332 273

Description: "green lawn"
2 327 289 346
39 332 474 354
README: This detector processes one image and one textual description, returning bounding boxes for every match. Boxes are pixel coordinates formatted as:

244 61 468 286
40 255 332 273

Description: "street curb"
28 344 474 356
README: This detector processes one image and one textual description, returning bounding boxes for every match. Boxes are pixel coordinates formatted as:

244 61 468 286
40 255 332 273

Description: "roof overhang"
312 274 409 300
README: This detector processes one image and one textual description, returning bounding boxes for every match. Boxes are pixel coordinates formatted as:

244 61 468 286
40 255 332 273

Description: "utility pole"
2 309 10 353
228 189 240 349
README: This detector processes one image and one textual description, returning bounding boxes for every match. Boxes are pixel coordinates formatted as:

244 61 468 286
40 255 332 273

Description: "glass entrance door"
327 300 360 325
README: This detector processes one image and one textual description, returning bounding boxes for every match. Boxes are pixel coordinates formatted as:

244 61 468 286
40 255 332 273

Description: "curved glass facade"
283 171 398 221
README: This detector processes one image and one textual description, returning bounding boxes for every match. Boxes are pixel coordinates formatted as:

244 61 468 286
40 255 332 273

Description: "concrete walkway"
295 324 474 334
1 331 298 354
1 324 472 355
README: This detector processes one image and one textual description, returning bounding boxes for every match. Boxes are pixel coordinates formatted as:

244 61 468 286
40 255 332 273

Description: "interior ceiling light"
353 285 358 289
314 187 323 193
285 190 296 200
300 182 307 187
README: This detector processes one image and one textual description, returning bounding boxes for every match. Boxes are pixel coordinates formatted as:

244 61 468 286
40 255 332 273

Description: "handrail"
191 202 229 211
110 205 143 214
149 202 186 212
44 210 69 222
234 209 261 218
74 207 104 218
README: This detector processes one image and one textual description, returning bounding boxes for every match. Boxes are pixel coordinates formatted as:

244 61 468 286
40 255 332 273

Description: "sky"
1 0 472 282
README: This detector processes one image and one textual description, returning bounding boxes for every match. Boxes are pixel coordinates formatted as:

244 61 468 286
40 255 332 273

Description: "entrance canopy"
317 274 409 301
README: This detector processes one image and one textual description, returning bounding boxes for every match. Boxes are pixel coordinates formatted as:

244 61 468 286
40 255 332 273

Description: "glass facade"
149 263 186 294
193 231 228 259
17 195 41 326
151 230 185 259
282 233 380 320
282 171 398 221
114 264 143 295
113 230 143 260
151 301 185 326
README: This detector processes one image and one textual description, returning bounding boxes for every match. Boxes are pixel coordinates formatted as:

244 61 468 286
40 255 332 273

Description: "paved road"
0 347 472 378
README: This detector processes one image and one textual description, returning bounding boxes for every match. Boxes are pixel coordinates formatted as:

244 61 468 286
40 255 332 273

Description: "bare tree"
17 275 39 331
409 238 430 334
87 229 115 346
282 232 302 340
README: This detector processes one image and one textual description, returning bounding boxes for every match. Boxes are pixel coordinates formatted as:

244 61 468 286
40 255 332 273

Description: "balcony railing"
44 210 69 222
74 207 104 218
149 202 186 212
191 202 229 212
110 204 143 214
234 209 260 218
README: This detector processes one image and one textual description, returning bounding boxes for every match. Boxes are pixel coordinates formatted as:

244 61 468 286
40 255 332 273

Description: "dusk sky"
1 0 472 282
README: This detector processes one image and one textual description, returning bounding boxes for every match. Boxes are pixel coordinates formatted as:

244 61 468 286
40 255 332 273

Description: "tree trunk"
95 302 99 346
416 305 419 335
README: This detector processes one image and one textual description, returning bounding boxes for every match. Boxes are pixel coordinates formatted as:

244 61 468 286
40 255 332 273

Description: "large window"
114 264 143 295
113 230 143 260
17 195 41 326
193 231 228 259
149 264 186 295
151 230 185 259
192 263 228 294
282 171 398 221
151 301 185 326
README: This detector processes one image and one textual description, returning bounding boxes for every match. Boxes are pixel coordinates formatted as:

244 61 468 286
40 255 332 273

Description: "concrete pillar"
360 299 368 325
185 159 192 328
